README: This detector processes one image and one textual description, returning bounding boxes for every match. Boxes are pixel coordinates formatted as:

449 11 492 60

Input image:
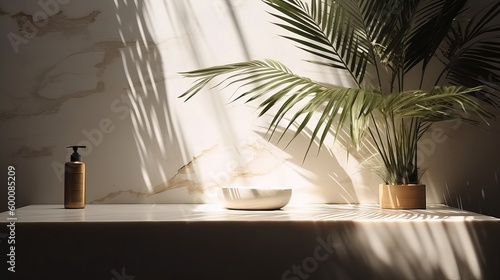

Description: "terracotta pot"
379 184 426 209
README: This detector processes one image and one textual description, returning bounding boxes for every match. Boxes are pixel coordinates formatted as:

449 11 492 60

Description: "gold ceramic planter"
379 184 426 209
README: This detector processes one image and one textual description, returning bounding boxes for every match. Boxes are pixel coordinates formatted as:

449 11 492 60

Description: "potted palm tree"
180 0 500 208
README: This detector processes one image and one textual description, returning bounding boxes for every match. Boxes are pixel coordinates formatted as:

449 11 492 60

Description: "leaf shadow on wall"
90 0 194 202
93 0 261 203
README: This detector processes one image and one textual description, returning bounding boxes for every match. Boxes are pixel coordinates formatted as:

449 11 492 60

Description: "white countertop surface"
3 204 499 280
1 204 498 223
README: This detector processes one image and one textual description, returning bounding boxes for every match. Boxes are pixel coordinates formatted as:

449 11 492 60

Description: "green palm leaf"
263 0 374 85
440 1 500 106
403 0 467 75
181 59 383 159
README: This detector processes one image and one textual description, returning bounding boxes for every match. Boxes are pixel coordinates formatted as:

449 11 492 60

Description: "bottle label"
65 173 85 203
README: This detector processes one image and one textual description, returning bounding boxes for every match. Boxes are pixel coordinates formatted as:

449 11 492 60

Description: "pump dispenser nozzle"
66 146 86 162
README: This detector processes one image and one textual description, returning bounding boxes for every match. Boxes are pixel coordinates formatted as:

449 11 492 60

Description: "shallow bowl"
221 187 292 210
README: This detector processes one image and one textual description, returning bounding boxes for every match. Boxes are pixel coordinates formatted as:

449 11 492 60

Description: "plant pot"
379 184 426 209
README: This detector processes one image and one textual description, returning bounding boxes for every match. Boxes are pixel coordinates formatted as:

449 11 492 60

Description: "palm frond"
378 86 494 123
440 1 500 106
403 0 467 75
366 85 494 184
180 59 384 160
262 0 374 85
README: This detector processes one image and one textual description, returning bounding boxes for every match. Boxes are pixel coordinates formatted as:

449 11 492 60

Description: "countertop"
1 203 498 223
1 204 499 280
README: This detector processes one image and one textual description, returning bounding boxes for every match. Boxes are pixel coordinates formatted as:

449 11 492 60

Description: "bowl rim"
221 186 292 191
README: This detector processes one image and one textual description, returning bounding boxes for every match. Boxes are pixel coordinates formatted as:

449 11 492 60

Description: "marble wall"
0 0 499 216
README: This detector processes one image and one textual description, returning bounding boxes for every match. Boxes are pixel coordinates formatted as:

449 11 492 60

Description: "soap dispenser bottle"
64 145 86 209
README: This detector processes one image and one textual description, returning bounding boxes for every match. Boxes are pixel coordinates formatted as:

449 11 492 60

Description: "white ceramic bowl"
221 187 292 210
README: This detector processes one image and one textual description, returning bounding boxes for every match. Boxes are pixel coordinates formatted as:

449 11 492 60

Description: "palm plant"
180 0 500 185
